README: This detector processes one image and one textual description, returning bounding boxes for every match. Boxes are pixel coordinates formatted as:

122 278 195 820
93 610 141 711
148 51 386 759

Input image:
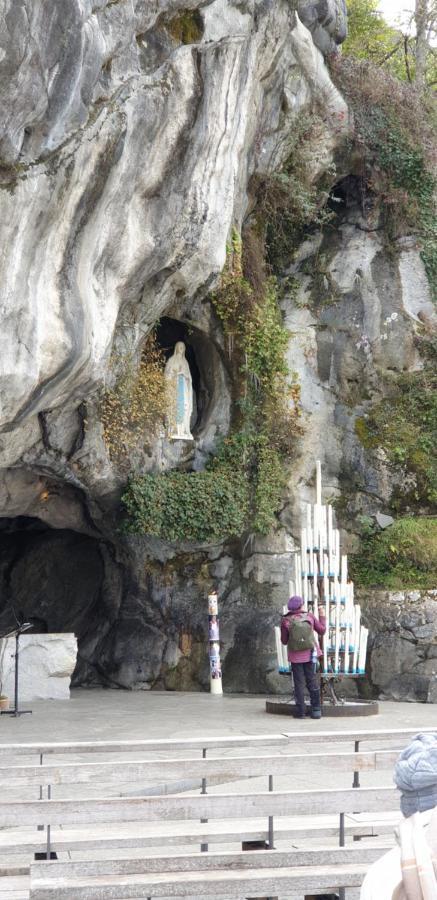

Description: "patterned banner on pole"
208 591 223 695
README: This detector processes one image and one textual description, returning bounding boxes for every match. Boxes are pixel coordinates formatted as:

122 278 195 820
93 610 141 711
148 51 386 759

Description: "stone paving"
0 688 435 745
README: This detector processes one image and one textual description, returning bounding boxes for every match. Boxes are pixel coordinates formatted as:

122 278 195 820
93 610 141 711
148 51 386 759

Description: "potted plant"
0 637 9 710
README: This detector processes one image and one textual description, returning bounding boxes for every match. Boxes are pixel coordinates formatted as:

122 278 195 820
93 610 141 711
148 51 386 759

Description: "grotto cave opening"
155 317 219 435
0 516 111 686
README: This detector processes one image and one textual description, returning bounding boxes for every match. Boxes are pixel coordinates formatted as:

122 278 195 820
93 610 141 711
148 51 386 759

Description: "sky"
378 0 415 27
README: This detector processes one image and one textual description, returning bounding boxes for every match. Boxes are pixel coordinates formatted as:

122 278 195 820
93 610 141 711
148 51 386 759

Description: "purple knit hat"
288 595 303 612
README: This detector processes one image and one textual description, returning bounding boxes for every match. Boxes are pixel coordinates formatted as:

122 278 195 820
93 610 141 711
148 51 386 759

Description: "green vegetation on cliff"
333 56 437 299
355 337 437 508
252 113 334 272
350 516 437 589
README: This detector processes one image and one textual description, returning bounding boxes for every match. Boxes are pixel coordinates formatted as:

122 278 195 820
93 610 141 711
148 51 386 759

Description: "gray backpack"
287 614 314 652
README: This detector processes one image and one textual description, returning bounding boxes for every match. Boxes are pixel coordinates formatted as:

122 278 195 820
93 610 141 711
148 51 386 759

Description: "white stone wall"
0 633 77 701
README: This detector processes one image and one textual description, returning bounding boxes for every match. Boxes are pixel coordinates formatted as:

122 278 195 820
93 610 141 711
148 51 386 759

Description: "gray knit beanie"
394 733 437 817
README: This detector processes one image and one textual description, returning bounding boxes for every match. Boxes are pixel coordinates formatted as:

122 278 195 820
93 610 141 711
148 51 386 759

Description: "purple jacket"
281 611 326 664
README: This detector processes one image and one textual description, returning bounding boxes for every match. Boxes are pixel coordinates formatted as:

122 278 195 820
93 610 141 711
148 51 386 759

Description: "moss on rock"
166 10 203 44
354 337 437 509
350 516 437 590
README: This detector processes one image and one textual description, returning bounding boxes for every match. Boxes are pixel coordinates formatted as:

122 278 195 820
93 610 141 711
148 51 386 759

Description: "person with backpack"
280 595 326 719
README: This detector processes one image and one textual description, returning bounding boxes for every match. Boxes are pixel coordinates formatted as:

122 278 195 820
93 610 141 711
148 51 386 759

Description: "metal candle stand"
0 623 33 717
270 461 378 717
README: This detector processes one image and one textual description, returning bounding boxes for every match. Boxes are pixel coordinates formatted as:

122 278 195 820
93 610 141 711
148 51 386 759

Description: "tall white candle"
341 554 348 585
327 504 333 549
322 552 328 577
275 626 282 670
344 620 350 674
353 605 361 674
313 581 318 619
302 572 308 608
335 530 340 573
317 506 323 556
313 505 319 551
295 554 302 596
308 539 314 577
349 597 355 654
324 588 330 672
334 600 340 674
323 624 328 673
320 505 327 552
358 626 368 673
306 503 312 532
316 459 322 506
301 528 307 572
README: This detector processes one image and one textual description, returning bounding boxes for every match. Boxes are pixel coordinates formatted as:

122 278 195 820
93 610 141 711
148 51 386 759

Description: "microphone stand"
0 623 33 717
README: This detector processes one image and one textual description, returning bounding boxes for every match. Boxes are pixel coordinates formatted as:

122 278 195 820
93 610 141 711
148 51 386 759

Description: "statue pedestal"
0 633 77 700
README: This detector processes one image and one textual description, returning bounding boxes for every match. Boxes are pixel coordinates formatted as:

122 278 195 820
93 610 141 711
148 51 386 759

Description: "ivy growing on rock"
252 113 335 272
355 336 437 509
123 465 250 544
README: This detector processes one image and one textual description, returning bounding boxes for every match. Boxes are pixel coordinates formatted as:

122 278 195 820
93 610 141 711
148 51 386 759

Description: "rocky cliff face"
0 0 434 697
361 590 437 703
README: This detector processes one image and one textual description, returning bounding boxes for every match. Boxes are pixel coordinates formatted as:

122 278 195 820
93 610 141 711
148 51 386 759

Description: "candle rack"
269 461 379 716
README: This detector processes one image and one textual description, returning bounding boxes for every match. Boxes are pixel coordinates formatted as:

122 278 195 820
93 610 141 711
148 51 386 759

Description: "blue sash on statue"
176 374 185 424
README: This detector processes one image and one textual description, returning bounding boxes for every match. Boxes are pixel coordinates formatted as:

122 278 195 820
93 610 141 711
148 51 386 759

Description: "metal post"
338 812 345 900
352 740 360 788
14 633 19 717
268 775 274 849
46 785 51 860
267 777 276 900
0 626 32 716
200 748 208 853
38 753 44 832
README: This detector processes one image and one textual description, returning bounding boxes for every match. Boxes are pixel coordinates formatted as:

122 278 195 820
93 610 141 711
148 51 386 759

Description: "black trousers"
291 661 321 714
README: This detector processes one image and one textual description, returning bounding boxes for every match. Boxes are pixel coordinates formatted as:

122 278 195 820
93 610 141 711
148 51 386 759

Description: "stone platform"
265 699 379 716
0 690 434 750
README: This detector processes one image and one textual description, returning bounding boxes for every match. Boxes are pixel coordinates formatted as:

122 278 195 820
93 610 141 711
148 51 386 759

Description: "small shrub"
100 334 168 466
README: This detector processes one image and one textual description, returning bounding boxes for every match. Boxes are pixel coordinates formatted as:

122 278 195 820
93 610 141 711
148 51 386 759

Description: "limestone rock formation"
0 0 434 698
281 194 436 534
361 590 437 703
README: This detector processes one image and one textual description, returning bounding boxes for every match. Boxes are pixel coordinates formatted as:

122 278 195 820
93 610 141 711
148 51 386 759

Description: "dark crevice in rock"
67 402 87 459
37 412 51 453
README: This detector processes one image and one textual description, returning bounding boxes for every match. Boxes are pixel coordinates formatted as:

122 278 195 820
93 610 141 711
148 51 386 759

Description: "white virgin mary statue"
164 342 194 440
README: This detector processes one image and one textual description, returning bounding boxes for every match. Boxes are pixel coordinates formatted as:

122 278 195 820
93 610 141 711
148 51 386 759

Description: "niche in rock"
156 317 227 438
0 517 115 685
328 174 374 216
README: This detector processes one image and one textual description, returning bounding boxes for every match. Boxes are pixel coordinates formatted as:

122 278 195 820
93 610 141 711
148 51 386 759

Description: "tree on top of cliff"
344 0 437 88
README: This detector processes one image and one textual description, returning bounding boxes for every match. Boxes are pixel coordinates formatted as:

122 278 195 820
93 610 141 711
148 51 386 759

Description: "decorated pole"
208 591 223 696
